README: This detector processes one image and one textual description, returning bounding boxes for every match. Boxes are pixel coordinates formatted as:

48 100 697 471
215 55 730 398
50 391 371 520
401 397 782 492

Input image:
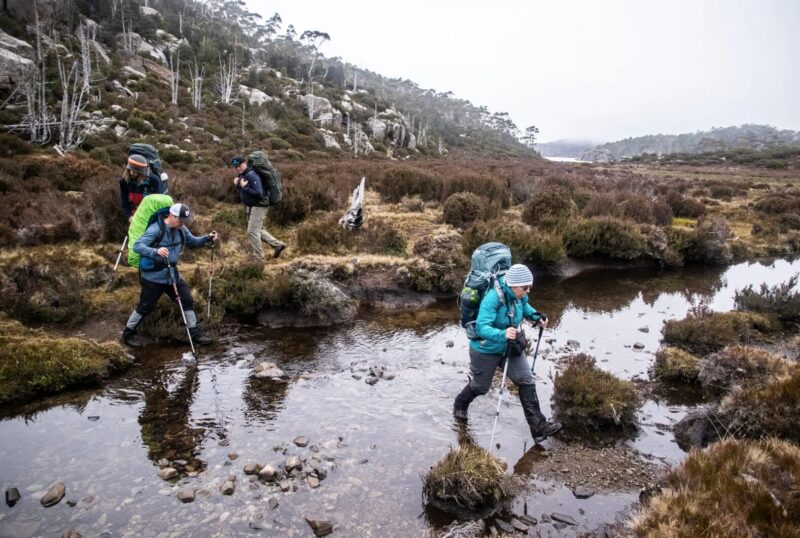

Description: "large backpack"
127 194 180 268
458 242 513 339
247 150 282 205
129 143 163 175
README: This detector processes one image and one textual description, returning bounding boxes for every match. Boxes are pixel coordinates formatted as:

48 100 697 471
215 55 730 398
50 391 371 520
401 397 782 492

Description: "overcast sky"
246 0 800 143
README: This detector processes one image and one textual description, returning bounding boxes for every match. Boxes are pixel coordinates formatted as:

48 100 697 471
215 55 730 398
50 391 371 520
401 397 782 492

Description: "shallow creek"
1 259 798 537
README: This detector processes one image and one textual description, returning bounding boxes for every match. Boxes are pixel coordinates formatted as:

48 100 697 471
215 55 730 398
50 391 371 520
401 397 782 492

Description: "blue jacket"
134 217 210 284
119 171 166 218
470 277 543 355
236 168 267 207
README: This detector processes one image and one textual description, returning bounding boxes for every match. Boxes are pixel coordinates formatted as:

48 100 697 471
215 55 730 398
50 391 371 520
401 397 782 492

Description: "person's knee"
135 303 155 317
469 378 491 395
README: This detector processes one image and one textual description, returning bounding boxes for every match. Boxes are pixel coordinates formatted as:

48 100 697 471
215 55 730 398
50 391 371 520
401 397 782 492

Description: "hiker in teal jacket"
455 264 562 443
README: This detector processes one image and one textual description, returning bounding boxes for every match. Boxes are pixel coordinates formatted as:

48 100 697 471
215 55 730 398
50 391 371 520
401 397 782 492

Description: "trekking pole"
106 236 128 292
207 242 215 318
489 325 515 449
530 325 544 376
168 263 196 357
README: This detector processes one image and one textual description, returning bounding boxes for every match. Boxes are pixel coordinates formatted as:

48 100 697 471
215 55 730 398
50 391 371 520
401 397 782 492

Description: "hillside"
0 0 535 160
579 124 800 162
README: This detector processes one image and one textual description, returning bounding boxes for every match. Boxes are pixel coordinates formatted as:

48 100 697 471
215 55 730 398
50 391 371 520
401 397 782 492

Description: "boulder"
138 40 166 64
367 117 386 141
140 6 160 17
117 32 143 54
0 47 34 88
673 407 720 450
41 482 65 507
303 94 342 128
142 59 172 83
122 66 146 80
239 85 272 106
0 29 33 58
315 129 341 150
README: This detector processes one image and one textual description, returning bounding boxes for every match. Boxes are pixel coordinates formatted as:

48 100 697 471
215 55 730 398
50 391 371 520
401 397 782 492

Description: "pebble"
633 342 645 350
5 487 20 507
445 340 454 347
157 468 178 480
305 518 333 537
279 480 291 492
307 475 320 488
495 519 515 534
551 512 578 526
518 514 538 526
259 465 278 481
268 497 279 509
244 463 263 475
285 456 302 472
220 481 235 495
41 482 66 507
638 327 650 333
228 453 239 460
177 488 195 503
365 376 379 385
294 436 310 448
573 486 596 499
509 518 529 532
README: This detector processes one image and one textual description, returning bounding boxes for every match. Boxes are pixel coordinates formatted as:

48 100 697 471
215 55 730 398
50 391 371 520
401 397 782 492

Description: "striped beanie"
504 264 533 287
127 154 148 172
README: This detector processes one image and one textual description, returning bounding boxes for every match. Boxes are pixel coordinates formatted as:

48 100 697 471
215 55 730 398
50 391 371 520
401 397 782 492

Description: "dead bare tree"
216 53 238 104
77 22 95 92
120 9 135 53
54 55 90 154
189 61 205 109
167 48 180 105
300 30 329 121
20 0 53 144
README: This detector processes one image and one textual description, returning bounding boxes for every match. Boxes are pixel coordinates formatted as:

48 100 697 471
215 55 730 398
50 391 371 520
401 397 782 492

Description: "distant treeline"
627 146 800 169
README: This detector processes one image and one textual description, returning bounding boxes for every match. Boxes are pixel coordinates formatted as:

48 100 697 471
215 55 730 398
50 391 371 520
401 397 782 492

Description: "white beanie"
504 264 533 287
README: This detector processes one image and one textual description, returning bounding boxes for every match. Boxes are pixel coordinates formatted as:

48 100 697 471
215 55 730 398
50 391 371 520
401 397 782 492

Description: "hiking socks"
125 310 143 330
185 309 198 329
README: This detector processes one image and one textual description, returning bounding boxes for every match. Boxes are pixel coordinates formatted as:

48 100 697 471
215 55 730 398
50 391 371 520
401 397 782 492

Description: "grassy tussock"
630 438 800 537
0 316 131 403
564 217 648 260
553 354 641 431
422 444 508 516
718 368 800 443
653 347 700 384
698 345 795 395
443 192 483 228
521 184 578 230
662 310 779 354
463 219 565 271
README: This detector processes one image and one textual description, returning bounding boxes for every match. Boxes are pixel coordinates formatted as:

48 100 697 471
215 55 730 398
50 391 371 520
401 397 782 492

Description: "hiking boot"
189 326 213 346
453 384 479 422
273 244 286 259
122 327 143 348
530 420 563 444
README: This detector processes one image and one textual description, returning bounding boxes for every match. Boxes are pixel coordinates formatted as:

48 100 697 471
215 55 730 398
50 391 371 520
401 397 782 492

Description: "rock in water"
63 529 83 538
177 488 195 503
285 456 302 472
307 475 320 488
446 340 454 347
305 518 333 537
41 482 66 507
573 486 595 499
220 481 235 495
495 519 515 534
259 465 278 481
551 512 578 525
268 496 279 509
365 376 379 385
294 436 310 447
157 468 178 480
5 487 20 507
243 463 263 475
633 342 645 350
509 518 529 532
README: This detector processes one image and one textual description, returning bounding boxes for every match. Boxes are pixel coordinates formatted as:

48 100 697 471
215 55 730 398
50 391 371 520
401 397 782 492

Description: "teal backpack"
458 242 513 339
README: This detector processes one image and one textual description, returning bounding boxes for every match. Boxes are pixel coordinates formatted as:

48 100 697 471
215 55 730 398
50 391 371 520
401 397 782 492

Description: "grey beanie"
504 264 533 287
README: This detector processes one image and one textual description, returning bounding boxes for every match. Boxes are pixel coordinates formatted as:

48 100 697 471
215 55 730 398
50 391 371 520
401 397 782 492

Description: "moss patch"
0 317 132 404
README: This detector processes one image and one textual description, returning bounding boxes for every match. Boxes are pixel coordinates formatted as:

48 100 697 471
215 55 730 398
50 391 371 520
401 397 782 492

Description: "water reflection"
0 259 798 537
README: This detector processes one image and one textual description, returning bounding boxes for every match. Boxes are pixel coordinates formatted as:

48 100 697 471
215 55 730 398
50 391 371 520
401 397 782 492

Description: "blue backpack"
458 242 513 339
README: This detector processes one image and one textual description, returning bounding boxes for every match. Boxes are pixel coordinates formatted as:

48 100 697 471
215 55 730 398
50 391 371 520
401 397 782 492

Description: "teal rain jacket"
469 276 543 355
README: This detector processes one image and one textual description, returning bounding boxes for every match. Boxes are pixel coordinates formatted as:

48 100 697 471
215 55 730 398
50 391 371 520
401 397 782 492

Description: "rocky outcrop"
0 29 33 58
0 47 34 88
140 6 160 17
315 129 341 150
302 94 342 129
239 85 272 106
367 117 386 141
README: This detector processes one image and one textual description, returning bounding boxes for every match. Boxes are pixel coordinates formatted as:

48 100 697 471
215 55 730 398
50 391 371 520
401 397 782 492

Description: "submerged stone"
509 517 529 532
551 512 578 525
305 518 333 536
177 488 195 503
495 519 515 534
220 480 235 495
41 482 66 507
294 436 310 447
157 468 178 480
244 463 263 475
5 487 20 507
573 486 595 499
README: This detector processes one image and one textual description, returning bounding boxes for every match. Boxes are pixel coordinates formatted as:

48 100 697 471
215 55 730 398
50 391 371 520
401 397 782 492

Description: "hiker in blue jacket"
122 203 218 348
231 156 286 262
119 154 166 219
453 264 562 443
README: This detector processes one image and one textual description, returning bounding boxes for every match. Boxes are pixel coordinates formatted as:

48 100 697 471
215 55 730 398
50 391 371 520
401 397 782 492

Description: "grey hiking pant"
247 205 284 260
468 348 535 394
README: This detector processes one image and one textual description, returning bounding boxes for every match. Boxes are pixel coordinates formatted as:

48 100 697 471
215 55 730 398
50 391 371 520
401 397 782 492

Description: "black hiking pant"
135 274 194 317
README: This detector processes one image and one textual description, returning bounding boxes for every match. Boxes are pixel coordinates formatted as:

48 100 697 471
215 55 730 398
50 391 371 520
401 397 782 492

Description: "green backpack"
247 150 282 205
127 194 174 268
